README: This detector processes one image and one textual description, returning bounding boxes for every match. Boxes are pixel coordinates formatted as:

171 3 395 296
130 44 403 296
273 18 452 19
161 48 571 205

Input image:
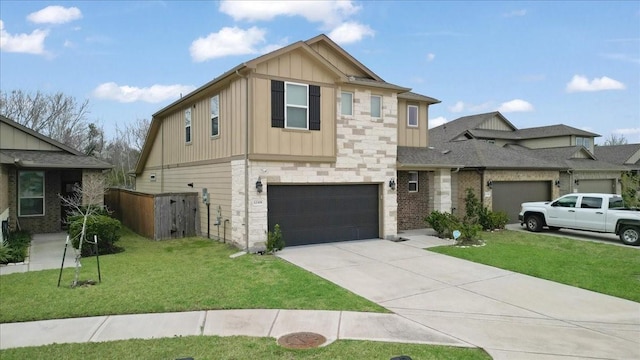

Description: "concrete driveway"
277 230 640 360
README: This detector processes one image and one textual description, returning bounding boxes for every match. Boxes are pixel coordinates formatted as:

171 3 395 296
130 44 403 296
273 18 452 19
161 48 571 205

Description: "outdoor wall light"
574 179 580 185
554 180 560 187
389 178 396 190
187 182 194 187
256 177 263 193
486 180 493 189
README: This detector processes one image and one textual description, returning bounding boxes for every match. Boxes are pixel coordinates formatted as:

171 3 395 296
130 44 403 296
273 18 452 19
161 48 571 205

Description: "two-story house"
134 34 441 249
407 111 627 223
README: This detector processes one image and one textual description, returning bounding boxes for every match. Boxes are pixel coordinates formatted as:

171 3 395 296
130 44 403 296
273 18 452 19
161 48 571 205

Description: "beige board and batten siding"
397 99 429 148
306 41 370 78
518 136 572 149
136 162 232 240
477 116 514 131
0 121 59 151
250 47 341 160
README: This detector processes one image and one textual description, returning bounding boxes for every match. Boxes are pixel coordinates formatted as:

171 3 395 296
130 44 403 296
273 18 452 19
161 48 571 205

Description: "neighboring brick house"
0 115 112 241
398 111 627 224
134 34 442 248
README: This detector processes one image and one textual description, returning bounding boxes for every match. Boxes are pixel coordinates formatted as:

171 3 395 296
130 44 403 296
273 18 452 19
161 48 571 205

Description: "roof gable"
429 111 516 145
594 144 640 165
0 115 82 155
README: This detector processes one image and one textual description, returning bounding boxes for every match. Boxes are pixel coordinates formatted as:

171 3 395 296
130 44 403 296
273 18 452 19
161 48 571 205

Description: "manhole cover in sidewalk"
277 332 327 349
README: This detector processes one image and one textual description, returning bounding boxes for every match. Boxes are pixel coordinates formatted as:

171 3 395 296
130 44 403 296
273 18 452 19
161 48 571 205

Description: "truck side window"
609 198 624 209
580 197 602 209
555 196 578 208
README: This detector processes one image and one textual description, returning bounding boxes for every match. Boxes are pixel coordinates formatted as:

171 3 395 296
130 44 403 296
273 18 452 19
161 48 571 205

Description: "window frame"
285 81 309 130
210 95 220 138
576 136 591 148
370 95 381 118
407 104 419 127
185 108 192 144
18 170 45 217
341 91 353 116
408 171 419 192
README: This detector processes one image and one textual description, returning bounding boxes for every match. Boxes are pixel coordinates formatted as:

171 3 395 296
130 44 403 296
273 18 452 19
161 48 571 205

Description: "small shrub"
68 215 122 256
459 223 482 244
425 211 461 239
482 210 509 230
266 224 285 253
0 242 11 263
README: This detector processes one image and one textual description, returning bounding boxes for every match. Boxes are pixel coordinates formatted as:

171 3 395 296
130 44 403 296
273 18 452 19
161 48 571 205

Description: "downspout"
236 69 250 253
161 118 164 193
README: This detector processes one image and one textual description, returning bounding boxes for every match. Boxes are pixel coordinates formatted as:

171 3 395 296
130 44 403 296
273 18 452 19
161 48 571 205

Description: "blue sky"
1 1 639 143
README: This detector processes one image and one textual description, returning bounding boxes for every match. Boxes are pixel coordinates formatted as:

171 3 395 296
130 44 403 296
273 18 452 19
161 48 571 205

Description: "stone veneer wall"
231 90 399 249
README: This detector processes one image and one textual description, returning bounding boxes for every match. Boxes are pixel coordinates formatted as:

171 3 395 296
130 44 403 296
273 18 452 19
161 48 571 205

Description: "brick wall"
397 170 430 230
12 169 62 233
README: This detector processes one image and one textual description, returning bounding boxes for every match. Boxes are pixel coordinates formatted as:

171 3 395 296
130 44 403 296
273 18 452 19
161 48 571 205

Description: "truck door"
574 196 606 231
546 195 578 228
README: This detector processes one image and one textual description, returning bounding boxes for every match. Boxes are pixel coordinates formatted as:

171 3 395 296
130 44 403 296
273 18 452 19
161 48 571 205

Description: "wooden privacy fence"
105 188 199 240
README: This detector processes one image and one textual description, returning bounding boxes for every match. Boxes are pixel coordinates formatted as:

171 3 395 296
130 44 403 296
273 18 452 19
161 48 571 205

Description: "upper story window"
19 171 45 216
271 80 320 131
211 95 219 137
576 137 591 148
408 171 418 192
341 91 353 116
185 109 192 143
407 105 419 127
286 82 309 129
371 95 381 118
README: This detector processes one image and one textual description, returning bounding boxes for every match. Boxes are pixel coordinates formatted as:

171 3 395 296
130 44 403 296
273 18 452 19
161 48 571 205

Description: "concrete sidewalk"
0 232 74 275
277 230 640 360
0 309 473 350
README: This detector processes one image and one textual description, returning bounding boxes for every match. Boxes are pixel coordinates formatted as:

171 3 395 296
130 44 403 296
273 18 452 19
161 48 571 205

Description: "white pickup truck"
519 193 640 246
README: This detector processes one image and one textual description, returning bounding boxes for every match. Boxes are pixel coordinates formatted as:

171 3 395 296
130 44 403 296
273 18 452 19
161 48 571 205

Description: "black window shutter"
309 85 321 131
271 80 285 128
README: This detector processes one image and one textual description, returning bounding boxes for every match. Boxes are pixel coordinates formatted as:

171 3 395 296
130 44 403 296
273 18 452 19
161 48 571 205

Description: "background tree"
105 118 149 187
0 89 105 153
603 134 628 146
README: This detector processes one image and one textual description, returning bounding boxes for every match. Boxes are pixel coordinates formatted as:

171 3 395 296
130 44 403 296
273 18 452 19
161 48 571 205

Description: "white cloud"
565 75 626 93
0 20 49 54
190 26 266 62
497 99 534 113
426 53 435 61
219 0 360 27
92 82 196 103
429 116 447 129
449 101 465 113
27 6 82 24
328 22 374 44
503 9 527 17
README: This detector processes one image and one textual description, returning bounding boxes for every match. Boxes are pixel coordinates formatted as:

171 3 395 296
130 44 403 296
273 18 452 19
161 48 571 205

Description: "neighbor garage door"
267 185 379 246
492 181 552 223
579 179 615 194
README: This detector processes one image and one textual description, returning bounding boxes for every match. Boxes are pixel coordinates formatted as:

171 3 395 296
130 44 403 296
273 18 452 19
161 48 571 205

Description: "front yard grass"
0 228 386 323
0 336 491 360
430 230 640 302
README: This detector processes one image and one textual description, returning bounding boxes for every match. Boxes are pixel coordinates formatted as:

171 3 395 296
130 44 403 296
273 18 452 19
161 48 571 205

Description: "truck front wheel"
525 214 543 232
619 226 640 246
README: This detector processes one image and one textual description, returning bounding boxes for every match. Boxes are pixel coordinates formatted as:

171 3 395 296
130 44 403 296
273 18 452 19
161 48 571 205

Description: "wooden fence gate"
105 188 199 240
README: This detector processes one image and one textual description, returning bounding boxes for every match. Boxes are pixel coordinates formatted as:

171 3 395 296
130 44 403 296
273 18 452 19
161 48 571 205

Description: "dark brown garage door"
492 181 552 223
267 184 379 246
578 179 615 194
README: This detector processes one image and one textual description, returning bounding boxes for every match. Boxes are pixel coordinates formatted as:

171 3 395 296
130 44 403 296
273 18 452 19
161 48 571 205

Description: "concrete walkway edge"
0 309 475 350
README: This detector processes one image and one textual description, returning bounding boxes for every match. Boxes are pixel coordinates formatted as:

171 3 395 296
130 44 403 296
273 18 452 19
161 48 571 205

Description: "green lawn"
0 228 385 323
0 336 491 360
430 230 640 302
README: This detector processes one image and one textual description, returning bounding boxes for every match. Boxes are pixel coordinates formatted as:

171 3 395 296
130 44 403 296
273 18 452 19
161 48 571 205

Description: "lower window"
408 171 418 192
19 171 45 216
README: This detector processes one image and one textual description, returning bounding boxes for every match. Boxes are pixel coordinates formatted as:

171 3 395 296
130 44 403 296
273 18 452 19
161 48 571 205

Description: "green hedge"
0 230 31 264
68 215 122 257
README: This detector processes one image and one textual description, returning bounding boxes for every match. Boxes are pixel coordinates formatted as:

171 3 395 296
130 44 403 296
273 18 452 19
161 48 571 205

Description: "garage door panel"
268 185 379 246
492 181 552 224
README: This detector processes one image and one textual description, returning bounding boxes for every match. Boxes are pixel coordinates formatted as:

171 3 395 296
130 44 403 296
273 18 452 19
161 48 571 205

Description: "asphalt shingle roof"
594 144 640 168
0 149 112 169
